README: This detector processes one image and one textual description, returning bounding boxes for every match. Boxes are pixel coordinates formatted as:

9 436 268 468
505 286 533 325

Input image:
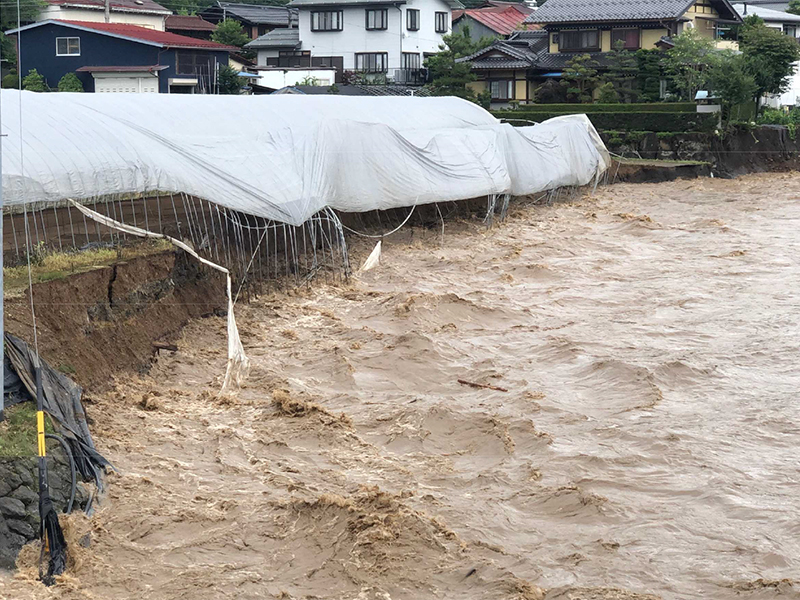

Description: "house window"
407 9 419 31
278 50 311 67
551 32 559 45
490 80 513 101
56 37 80 56
611 28 640 50
311 10 343 32
176 51 213 75
435 11 448 33
402 52 420 69
355 52 388 73
366 9 388 30
784 24 798 38
558 29 600 51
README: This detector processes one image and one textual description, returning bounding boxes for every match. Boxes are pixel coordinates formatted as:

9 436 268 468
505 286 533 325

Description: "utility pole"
104 0 110 23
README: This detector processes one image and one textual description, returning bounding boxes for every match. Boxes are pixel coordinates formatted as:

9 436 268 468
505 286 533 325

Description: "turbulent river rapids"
2 173 800 600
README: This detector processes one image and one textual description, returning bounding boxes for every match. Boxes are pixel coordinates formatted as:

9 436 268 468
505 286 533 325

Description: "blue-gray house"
6 20 235 93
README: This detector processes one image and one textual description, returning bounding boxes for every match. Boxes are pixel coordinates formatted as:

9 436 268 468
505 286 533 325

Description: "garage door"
95 77 158 93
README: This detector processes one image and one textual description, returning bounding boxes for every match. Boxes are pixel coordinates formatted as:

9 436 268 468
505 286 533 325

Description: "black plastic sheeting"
4 333 112 489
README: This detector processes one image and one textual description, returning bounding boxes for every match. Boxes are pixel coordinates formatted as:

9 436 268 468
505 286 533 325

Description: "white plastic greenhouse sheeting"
0 91 609 226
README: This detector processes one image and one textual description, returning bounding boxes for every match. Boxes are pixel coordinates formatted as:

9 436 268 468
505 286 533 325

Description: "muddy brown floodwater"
2 173 800 600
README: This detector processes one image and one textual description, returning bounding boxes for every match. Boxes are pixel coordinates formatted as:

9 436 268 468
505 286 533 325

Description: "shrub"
534 79 568 103
1 70 19 89
57 72 83 92
596 82 619 103
500 102 696 114
22 68 47 92
493 111 718 133
476 89 491 109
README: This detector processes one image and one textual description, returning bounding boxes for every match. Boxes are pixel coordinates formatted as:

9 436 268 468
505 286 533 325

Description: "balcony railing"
391 68 428 86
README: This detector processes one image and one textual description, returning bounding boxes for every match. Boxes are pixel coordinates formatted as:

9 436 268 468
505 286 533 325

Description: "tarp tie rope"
68 199 249 394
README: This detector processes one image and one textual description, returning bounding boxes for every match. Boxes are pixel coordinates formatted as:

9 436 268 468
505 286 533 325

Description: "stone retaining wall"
0 448 89 568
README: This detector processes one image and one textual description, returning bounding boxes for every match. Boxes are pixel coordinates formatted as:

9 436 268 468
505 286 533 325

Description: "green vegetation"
22 69 47 92
57 72 84 92
560 54 600 103
636 49 666 103
495 102 696 114
738 15 800 113
212 19 253 59
493 110 717 133
0 403 53 458
217 64 244 94
603 40 639 103
425 26 493 101
3 238 172 293
1 70 20 89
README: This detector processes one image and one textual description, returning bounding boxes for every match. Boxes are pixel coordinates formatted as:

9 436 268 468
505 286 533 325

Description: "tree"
22 69 47 92
57 72 84 92
534 79 568 103
596 82 619 103
425 31 481 100
212 19 253 58
560 54 599 103
636 49 666 103
1 70 19 89
707 52 757 125
739 18 800 112
0 0 45 31
788 0 800 16
604 40 639 103
217 64 244 94
664 28 716 101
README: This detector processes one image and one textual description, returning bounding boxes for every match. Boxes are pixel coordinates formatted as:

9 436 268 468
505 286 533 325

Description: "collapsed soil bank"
603 125 800 180
5 251 225 392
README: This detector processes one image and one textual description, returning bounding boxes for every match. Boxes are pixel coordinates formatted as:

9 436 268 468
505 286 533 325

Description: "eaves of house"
522 0 741 25
6 19 239 51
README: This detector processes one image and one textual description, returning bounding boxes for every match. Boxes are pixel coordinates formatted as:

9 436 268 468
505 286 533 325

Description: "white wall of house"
298 0 451 71
257 49 280 66
256 67 337 88
39 6 168 30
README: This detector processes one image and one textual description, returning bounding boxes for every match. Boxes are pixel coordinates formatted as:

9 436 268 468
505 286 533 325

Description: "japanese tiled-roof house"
459 0 741 105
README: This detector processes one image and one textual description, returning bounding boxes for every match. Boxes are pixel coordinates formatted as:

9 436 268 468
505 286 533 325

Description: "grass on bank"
4 238 173 293
617 157 712 167
0 402 54 458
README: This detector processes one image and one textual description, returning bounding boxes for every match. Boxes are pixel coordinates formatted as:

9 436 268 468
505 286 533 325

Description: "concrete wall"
256 67 337 88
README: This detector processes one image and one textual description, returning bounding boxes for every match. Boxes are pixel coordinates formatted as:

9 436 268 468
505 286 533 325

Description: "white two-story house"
282 0 462 83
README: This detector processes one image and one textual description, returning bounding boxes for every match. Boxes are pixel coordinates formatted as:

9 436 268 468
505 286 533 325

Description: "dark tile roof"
459 33 622 71
535 51 615 69
165 15 218 31
245 27 300 48
202 2 298 26
469 56 533 69
524 0 740 24
43 0 170 13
